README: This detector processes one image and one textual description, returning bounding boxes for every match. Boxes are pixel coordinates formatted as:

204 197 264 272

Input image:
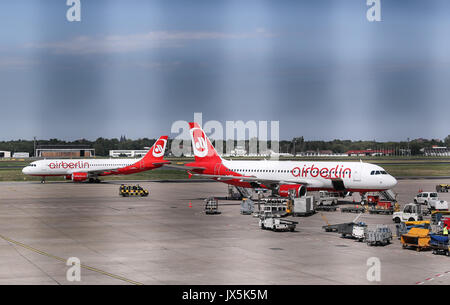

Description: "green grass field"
1 158 449 182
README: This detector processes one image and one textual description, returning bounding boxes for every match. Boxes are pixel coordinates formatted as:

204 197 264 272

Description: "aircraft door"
353 162 362 182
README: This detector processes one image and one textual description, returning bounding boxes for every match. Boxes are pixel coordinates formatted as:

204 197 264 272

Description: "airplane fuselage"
22 158 146 177
191 159 397 192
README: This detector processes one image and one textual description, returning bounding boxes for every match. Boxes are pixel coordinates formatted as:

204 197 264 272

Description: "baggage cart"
429 234 449 256
401 228 430 251
259 216 297 232
365 225 392 246
316 205 337 212
352 224 367 241
341 206 365 213
369 207 394 215
204 197 221 215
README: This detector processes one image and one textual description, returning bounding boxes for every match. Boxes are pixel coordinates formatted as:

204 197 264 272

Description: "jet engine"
71 172 88 182
277 184 307 198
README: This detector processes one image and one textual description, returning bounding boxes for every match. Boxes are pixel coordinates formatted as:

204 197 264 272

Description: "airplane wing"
151 160 171 166
164 162 206 171
187 171 311 186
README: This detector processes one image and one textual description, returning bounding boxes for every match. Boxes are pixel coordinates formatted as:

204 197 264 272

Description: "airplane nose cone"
22 167 29 175
390 176 398 188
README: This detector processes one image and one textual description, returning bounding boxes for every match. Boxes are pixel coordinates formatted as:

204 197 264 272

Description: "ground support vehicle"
436 184 450 193
204 197 221 215
431 211 450 225
315 205 337 212
322 222 353 233
352 224 367 241
259 216 297 232
365 226 392 246
393 203 423 223
289 196 315 217
240 198 254 215
427 199 448 213
429 235 449 256
318 191 339 206
414 192 439 205
401 227 430 252
119 184 149 197
395 221 431 239
341 206 365 213
369 206 394 215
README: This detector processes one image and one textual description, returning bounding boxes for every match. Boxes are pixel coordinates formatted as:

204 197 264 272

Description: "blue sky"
0 0 449 141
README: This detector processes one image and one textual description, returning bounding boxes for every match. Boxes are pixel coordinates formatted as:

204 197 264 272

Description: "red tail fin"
141 136 168 165
188 122 222 164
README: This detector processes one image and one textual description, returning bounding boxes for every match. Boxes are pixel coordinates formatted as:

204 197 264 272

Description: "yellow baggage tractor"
119 184 149 197
401 227 430 252
436 184 450 192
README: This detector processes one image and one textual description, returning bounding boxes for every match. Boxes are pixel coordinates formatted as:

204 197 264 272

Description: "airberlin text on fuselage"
292 164 351 179
48 161 89 169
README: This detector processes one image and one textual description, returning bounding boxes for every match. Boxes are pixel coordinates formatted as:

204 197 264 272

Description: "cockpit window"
371 170 388 175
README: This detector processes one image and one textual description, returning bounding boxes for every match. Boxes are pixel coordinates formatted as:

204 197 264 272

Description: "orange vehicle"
401 228 430 252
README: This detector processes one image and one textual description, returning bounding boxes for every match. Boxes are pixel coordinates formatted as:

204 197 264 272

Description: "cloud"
27 30 274 55
0 57 38 68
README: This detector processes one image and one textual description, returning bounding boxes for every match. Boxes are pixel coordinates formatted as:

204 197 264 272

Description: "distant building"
36 145 95 158
346 149 394 156
423 146 449 156
109 150 149 158
12 152 30 158
0 151 11 158
229 146 247 156
298 150 343 157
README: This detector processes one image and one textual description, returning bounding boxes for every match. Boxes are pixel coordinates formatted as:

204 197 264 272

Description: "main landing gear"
88 178 101 183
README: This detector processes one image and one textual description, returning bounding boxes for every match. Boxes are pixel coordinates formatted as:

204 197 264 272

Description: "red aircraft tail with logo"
188 122 222 165
141 135 170 167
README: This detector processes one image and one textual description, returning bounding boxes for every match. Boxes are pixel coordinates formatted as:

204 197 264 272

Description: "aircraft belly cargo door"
353 161 362 182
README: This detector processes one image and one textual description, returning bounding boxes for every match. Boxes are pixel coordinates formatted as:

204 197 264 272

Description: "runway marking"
0 234 143 285
415 270 450 285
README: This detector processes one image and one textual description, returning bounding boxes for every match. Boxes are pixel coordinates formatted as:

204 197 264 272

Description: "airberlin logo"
292 164 352 179
190 127 208 158
152 139 167 158
49 161 89 169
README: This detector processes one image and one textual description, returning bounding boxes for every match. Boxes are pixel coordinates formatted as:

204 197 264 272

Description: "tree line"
0 136 449 157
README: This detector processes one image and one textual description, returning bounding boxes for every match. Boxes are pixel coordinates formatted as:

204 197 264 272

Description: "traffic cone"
189 201 192 208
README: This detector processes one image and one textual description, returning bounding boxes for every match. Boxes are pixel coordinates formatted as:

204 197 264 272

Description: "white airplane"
22 136 169 183
182 123 397 197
